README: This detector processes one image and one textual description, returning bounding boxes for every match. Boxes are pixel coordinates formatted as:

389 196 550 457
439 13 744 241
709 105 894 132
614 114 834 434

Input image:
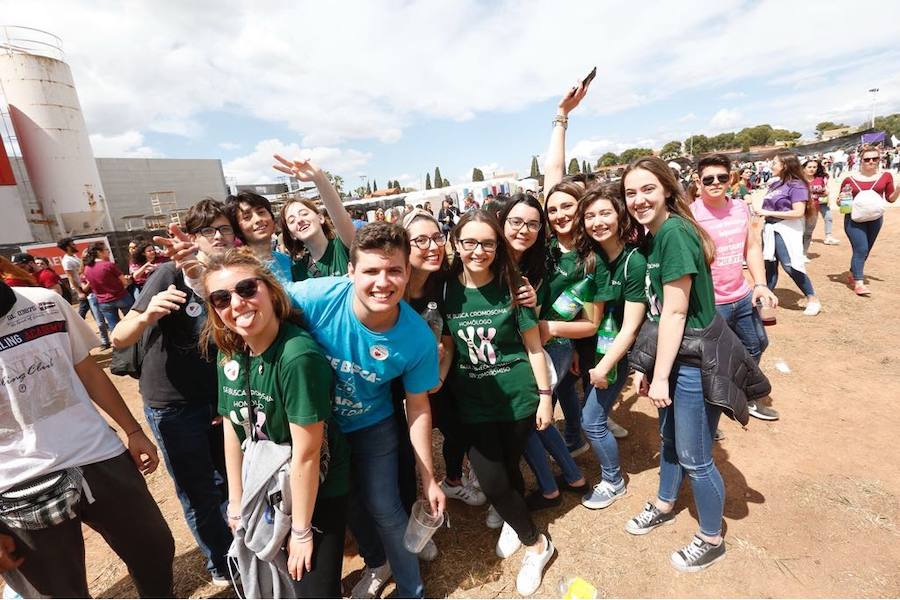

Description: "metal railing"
0 26 64 61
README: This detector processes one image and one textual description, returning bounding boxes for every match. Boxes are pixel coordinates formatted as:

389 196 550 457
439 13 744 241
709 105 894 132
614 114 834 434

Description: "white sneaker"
441 479 487 506
803 301 821 316
417 538 438 561
210 574 232 588
607 416 629 439
496 521 522 558
351 562 392 598
463 469 481 491
823 236 839 245
516 534 555 596
486 504 503 529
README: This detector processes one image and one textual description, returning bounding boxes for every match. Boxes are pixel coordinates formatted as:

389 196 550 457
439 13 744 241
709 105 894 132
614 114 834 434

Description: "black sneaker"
670 535 726 572
554 475 590 495
748 402 780 421
525 490 562 511
625 501 676 535
713 428 725 442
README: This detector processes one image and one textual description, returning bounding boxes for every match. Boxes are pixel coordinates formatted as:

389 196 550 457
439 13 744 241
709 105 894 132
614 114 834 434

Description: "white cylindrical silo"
0 27 113 239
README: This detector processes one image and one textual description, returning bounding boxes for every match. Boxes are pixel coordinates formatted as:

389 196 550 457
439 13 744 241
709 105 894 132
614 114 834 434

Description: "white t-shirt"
0 287 124 492
60 253 82 275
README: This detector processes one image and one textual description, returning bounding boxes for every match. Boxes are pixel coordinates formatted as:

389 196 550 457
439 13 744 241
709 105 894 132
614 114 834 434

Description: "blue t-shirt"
284 277 440 433
266 250 293 284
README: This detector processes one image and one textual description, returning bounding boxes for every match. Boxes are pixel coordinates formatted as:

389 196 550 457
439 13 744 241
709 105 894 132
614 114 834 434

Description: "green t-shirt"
643 215 716 329
291 238 350 282
442 276 540 424
216 322 350 498
594 245 647 327
541 239 594 319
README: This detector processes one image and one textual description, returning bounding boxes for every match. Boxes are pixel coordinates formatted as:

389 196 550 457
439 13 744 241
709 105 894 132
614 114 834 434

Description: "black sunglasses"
701 174 730 186
208 278 261 309
861 157 880 163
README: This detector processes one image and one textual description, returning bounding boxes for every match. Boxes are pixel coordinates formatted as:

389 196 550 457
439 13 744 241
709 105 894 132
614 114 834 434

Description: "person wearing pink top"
690 154 780 421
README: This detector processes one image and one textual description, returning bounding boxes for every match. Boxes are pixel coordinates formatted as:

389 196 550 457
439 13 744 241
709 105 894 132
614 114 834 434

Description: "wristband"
753 284 768 289
291 525 314 541
552 118 568 130
538 389 552 396
125 428 142 437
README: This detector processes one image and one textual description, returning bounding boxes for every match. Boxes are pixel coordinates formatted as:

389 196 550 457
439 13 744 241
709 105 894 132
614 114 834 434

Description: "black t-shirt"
133 262 218 408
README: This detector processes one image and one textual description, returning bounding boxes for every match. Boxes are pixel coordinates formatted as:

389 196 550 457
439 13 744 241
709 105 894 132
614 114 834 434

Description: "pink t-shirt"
83 260 127 303
690 198 751 304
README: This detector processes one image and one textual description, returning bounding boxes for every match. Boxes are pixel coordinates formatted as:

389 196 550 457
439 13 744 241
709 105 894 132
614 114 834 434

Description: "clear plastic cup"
403 499 444 553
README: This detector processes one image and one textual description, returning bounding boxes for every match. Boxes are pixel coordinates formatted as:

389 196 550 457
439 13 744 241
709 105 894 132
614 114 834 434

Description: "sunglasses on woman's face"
861 157 880 163
209 277 261 309
701 173 730 186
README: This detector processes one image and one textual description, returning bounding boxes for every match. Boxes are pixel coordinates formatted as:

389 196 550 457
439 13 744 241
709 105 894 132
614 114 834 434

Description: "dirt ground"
78 194 899 598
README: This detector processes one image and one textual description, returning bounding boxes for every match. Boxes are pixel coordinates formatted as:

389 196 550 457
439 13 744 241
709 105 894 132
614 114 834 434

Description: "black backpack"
109 323 160 379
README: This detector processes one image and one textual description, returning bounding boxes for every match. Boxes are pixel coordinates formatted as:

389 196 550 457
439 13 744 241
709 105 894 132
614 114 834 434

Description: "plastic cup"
403 499 444 553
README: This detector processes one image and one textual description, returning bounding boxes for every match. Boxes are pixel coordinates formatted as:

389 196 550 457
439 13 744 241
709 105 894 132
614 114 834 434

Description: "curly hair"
574 182 645 274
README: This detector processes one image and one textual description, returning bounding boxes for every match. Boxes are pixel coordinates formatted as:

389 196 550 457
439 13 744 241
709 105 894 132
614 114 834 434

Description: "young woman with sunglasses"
621 156 727 572
753 151 821 316
272 156 357 282
573 182 647 510
201 249 350 597
500 193 588 511
838 145 899 296
438 210 555 596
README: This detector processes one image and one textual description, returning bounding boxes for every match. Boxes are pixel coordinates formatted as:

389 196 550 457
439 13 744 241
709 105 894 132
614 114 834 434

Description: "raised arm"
543 80 591 192
274 155 356 248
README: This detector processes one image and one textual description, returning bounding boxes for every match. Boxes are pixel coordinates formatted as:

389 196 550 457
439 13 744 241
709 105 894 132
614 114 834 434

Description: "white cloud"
678 113 697 123
720 92 745 100
223 138 371 184
218 142 241 151
89 131 164 158
710 108 743 130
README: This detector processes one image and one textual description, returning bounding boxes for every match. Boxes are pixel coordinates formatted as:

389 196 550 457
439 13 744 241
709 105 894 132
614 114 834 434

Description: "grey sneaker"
581 479 626 510
485 504 503 529
714 428 725 442
625 501 676 535
607 417 629 439
670 535 726 572
747 402 779 421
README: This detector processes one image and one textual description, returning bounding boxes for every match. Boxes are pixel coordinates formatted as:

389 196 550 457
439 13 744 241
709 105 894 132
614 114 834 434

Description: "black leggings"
464 416 540 546
290 494 348 598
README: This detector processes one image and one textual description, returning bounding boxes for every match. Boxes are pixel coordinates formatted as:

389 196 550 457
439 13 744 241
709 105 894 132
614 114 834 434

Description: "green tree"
365 181 372 195
472 167 485 181
709 132 736 151
567 158 581 175
660 140 682 158
684 135 710 155
618 147 654 164
373 179 378 191
582 159 589 174
771 128 801 142
815 121 849 139
530 156 540 178
442 178 450 187
434 167 443 188
597 152 619 167
425 173 432 190
324 171 344 195
354 186 366 197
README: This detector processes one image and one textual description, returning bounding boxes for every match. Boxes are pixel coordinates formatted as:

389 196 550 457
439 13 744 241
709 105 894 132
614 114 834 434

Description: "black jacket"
628 313 771 426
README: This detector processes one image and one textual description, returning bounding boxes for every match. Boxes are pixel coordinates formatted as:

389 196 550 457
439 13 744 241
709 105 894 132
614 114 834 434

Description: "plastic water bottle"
839 184 853 215
595 308 619 386
548 276 594 321
422 301 443 343
558 575 598 599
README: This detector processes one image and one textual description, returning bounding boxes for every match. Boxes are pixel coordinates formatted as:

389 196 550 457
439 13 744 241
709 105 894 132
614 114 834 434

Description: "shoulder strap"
243 354 257 442
848 178 863 192
623 247 639 280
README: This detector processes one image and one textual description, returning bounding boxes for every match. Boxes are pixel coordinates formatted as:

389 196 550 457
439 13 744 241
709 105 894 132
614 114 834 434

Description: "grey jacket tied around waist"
628 312 771 426
228 438 294 599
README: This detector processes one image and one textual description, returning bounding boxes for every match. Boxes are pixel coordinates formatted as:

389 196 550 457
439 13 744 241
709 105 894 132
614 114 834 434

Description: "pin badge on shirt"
185 302 203 318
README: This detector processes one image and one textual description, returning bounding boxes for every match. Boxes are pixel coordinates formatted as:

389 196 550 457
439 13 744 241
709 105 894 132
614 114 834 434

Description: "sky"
3 0 900 190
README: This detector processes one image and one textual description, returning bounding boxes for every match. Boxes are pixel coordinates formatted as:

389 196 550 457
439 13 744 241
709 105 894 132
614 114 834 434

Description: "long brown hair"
574 182 645 274
450 209 522 297
773 151 809 191
401 210 450 301
621 155 716 265
199 248 303 360
279 198 335 261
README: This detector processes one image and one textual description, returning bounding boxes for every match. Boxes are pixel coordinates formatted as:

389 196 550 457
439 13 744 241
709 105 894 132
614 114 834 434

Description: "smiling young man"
225 191 292 283
282 222 443 599
689 154 780 421
111 198 235 586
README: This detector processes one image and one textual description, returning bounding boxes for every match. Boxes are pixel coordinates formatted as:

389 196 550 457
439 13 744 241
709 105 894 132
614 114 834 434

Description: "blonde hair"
199 248 302 360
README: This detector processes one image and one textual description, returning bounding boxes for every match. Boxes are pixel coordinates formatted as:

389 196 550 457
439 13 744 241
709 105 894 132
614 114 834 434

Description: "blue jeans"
844 215 883 280
523 341 584 494
818 203 833 237
581 360 628 484
657 365 724 537
715 292 767 363
345 416 422 598
765 231 815 297
545 340 582 447
83 293 109 345
144 403 231 578
98 293 134 331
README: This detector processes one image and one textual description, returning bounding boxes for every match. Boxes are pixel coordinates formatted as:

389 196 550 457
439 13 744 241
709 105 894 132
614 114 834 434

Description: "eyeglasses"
505 217 542 232
701 174 730 186
861 157 880 163
208 278 261 309
458 238 497 253
410 233 447 249
195 225 235 239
